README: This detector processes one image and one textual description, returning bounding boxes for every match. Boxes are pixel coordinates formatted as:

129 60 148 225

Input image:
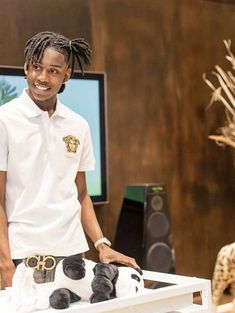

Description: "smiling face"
24 47 71 110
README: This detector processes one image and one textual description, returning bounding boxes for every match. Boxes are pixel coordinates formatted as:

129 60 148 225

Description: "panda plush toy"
49 254 145 309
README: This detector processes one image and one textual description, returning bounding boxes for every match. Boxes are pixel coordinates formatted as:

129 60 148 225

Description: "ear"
134 267 143 276
24 63 28 76
63 68 72 83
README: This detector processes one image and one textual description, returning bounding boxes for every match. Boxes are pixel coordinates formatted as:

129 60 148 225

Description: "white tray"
0 270 211 313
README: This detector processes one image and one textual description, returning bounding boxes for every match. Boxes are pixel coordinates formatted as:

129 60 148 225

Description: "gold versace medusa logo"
63 135 80 153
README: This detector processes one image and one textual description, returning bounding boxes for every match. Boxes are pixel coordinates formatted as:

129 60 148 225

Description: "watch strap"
94 237 111 250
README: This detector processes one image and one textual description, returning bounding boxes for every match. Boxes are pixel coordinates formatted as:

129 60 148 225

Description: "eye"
49 68 59 75
32 64 41 71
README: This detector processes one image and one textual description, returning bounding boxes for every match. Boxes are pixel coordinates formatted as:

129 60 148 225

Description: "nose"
38 69 48 82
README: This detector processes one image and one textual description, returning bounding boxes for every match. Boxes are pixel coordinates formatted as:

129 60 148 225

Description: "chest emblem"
63 135 80 153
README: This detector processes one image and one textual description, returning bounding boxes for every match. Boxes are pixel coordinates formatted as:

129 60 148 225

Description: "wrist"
0 258 15 272
0 253 12 265
94 237 111 250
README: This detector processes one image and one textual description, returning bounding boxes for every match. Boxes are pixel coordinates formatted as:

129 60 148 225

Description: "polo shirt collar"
53 99 68 118
19 89 67 119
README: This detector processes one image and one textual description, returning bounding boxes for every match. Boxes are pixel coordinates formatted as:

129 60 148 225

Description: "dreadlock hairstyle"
24 31 92 93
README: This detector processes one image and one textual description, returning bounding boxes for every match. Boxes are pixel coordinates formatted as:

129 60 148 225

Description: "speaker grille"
114 184 175 274
146 211 170 238
146 242 173 272
150 194 164 211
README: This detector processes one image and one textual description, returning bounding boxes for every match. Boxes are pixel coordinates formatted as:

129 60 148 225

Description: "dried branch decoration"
203 40 235 149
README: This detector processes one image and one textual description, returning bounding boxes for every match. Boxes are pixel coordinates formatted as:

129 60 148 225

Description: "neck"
35 100 56 117
27 89 57 117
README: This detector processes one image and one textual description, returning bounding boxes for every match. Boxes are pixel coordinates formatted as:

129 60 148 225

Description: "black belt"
13 255 64 271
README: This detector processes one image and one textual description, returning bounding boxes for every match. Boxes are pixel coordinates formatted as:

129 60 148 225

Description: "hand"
0 259 16 289
97 244 139 269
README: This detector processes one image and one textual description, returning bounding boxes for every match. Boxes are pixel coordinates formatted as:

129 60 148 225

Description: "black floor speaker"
114 184 175 273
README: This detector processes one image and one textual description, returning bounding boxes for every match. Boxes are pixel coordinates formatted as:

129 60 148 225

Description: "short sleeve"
78 124 95 171
0 120 8 171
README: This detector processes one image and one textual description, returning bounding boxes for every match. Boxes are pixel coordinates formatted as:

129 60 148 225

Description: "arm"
0 171 15 288
75 172 139 268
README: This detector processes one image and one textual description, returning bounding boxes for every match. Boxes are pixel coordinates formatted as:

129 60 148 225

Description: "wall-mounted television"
0 66 108 204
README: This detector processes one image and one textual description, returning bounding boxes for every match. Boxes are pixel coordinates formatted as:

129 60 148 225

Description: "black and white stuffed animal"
49 254 144 310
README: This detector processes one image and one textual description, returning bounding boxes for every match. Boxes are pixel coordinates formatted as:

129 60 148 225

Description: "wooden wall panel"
90 0 235 278
167 0 235 277
0 0 234 279
0 0 92 67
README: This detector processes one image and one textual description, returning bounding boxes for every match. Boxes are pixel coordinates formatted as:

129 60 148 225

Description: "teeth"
35 84 49 90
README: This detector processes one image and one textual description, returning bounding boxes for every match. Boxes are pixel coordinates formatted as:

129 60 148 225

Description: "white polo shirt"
0 89 95 259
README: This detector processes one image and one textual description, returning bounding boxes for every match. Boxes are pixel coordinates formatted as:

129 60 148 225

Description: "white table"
0 270 211 313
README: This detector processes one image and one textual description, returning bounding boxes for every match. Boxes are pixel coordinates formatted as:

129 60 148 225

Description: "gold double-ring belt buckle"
25 255 56 271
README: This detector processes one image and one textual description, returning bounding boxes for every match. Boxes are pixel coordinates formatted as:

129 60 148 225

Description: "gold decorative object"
203 40 235 149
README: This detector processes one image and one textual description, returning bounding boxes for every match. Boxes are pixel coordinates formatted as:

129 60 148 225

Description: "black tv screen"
0 66 108 204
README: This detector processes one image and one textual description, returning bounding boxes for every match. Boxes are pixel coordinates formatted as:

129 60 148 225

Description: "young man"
0 31 138 288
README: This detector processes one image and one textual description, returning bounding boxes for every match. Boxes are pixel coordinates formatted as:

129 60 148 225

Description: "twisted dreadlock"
24 31 92 93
